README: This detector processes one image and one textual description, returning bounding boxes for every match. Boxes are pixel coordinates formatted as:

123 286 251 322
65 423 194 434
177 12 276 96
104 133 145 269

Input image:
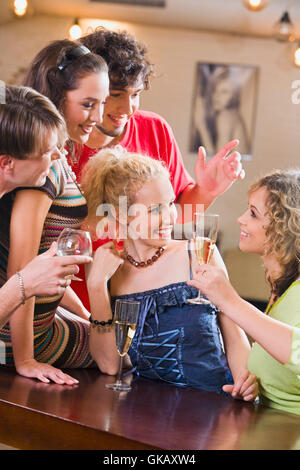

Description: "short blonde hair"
0 85 67 159
249 168 300 297
81 147 170 231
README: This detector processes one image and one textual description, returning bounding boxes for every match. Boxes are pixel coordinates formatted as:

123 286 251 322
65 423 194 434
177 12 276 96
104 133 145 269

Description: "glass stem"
115 355 123 384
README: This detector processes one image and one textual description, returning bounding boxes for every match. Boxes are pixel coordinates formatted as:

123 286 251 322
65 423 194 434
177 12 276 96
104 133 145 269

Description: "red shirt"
70 110 194 309
73 110 194 197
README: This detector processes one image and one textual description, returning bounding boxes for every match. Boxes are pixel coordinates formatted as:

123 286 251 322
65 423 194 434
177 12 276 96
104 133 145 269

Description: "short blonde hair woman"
0 85 91 331
189 169 300 415
82 146 170 238
0 85 66 161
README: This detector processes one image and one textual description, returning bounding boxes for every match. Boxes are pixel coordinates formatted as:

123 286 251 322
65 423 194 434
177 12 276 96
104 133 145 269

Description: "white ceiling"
2 0 300 39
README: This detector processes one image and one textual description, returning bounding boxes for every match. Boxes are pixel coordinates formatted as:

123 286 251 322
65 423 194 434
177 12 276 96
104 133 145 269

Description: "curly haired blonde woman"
188 169 300 415
81 148 258 401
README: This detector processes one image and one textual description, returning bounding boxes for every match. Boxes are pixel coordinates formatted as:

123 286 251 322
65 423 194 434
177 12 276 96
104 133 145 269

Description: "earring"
113 239 124 252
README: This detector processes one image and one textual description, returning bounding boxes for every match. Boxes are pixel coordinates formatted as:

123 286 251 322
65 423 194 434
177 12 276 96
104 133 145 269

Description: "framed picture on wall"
189 62 259 159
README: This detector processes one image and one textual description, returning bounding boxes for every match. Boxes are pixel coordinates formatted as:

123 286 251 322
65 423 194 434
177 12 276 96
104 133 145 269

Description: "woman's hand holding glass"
56 228 92 282
21 241 92 298
187 263 238 312
187 213 219 305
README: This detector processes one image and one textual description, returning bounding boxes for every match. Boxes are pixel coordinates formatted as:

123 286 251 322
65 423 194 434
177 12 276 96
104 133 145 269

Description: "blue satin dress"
110 242 233 394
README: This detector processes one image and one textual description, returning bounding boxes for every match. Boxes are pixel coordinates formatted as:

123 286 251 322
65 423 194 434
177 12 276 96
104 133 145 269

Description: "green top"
248 280 300 415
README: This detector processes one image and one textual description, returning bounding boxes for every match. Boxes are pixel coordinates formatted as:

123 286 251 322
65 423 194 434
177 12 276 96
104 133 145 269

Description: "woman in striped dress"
0 40 109 384
0 85 93 330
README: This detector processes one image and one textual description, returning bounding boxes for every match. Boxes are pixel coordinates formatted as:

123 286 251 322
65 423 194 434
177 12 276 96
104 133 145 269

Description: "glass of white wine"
106 299 140 392
56 228 92 281
187 213 219 305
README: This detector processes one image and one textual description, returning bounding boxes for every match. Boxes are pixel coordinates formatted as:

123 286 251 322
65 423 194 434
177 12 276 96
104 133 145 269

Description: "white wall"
0 15 71 83
1 14 300 262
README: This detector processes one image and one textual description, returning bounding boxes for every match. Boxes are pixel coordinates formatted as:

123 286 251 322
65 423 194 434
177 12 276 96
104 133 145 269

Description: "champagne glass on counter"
187 213 219 305
56 228 92 281
106 299 140 392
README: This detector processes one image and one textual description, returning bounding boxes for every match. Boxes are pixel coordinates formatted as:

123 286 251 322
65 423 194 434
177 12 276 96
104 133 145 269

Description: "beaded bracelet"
16 271 26 305
89 316 114 333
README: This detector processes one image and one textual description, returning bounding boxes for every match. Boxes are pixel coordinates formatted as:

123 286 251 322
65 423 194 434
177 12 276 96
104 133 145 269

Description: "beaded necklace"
123 246 166 268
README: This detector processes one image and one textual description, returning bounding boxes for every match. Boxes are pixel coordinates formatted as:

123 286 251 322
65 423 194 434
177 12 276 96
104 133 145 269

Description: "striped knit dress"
0 158 95 368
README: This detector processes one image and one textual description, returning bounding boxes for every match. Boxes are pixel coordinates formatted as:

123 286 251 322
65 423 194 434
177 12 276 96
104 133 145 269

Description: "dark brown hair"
23 39 108 114
0 85 66 160
80 28 154 89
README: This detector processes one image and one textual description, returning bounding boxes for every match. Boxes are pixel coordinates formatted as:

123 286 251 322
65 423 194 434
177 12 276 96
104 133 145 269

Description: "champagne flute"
56 228 92 281
106 299 140 392
187 213 219 305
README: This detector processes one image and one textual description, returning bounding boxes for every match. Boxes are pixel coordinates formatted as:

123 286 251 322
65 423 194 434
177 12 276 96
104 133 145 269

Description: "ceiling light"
13 0 28 17
69 19 82 41
294 43 300 67
274 11 294 42
243 0 270 11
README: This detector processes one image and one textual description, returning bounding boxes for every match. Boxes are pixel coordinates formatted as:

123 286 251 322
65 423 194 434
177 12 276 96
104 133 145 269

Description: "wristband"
16 272 26 305
89 316 113 333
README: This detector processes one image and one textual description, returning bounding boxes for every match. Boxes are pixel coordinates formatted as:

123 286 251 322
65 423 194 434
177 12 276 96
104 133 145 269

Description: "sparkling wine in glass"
106 299 140 392
56 228 92 281
187 213 219 305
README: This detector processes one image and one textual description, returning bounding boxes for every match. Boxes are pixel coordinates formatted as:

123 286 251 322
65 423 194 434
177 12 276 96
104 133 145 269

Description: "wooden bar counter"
0 366 299 450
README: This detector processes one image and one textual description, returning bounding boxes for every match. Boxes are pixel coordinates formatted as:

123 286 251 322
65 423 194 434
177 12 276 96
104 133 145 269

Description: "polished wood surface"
0 366 299 450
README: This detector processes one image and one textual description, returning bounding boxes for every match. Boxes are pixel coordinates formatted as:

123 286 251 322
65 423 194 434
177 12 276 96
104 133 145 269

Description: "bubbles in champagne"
194 237 215 264
115 321 137 356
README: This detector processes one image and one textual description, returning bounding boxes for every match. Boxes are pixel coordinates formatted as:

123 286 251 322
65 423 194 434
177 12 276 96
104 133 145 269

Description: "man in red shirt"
72 29 245 308
78 29 244 217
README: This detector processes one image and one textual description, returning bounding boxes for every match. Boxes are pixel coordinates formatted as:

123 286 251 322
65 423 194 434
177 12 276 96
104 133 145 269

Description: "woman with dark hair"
0 40 109 384
0 85 92 331
188 169 300 414
24 39 109 150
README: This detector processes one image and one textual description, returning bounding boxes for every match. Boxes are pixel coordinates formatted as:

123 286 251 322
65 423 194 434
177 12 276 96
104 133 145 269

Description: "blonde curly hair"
81 146 170 237
249 168 300 298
